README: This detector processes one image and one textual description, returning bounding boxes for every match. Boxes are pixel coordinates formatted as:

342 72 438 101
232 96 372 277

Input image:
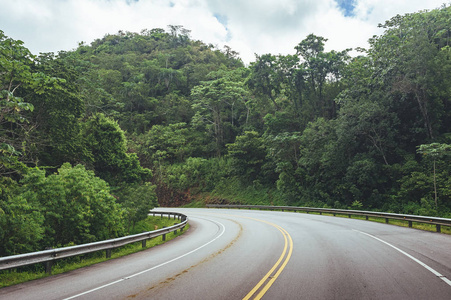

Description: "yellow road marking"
241 217 293 300
194 212 294 299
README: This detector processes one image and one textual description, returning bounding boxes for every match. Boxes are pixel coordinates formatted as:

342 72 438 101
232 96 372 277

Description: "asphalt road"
1 208 450 299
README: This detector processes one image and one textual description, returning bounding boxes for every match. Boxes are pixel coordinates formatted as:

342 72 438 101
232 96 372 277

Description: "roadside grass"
210 178 287 206
0 216 189 289
182 198 205 208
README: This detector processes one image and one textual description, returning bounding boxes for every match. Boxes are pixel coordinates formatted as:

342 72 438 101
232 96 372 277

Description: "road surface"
1 208 450 299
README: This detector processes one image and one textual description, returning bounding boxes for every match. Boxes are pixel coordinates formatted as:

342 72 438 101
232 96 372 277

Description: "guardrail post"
106 249 112 258
348 214 351 218
142 239 147 248
44 247 53 274
366 216 369 220
162 226 166 241
408 221 412 228
45 261 52 274
174 223 178 234
385 218 389 224
436 224 441 233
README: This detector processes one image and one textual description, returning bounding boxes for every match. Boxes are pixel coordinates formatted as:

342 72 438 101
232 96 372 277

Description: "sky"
0 0 448 64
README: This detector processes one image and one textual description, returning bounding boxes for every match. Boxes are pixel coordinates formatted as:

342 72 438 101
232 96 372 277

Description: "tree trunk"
433 159 437 208
414 89 433 139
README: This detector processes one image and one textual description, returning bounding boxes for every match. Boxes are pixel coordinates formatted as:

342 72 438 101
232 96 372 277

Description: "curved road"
1 208 450 299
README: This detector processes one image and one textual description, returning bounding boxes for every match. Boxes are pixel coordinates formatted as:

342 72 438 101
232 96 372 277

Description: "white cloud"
0 0 448 63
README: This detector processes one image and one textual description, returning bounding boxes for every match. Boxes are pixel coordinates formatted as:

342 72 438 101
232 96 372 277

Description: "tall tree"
83 113 151 185
29 52 86 167
0 31 61 174
295 34 350 119
417 143 451 208
369 6 451 141
191 69 249 156
226 131 266 181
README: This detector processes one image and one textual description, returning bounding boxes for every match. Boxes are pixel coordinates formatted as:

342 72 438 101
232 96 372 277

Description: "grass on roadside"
0 216 189 289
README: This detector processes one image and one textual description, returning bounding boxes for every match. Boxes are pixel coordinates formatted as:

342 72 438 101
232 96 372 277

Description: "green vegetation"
0 216 188 288
1 5 451 259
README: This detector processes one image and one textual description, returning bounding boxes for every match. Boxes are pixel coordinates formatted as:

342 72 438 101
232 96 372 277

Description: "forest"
1 6 450 256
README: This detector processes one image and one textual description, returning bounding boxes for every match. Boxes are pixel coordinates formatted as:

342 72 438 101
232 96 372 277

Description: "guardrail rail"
206 204 451 233
0 211 187 274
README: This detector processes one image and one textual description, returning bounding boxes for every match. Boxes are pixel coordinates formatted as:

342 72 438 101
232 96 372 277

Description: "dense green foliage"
1 6 451 255
1 164 124 255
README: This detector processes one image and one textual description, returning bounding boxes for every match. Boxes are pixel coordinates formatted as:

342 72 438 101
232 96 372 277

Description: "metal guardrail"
0 211 187 273
206 204 451 233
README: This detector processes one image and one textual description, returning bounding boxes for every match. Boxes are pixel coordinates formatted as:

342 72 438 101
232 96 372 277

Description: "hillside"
1 6 450 255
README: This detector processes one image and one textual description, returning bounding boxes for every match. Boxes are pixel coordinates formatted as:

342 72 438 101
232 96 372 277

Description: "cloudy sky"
0 0 448 64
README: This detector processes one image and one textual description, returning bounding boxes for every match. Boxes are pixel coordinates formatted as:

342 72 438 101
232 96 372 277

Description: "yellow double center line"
242 217 293 300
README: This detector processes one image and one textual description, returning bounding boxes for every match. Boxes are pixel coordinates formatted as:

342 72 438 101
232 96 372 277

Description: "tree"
0 31 35 127
18 164 124 248
131 122 196 168
191 69 249 156
222 45 243 68
417 143 451 208
264 131 302 187
296 118 344 205
28 52 86 167
295 34 351 119
247 54 282 111
83 113 151 185
369 7 451 141
337 100 399 166
0 31 61 174
116 182 158 234
0 177 44 256
226 131 266 181
168 25 191 48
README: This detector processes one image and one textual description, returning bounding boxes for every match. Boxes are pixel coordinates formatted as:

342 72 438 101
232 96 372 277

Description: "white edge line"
64 217 226 300
353 229 451 287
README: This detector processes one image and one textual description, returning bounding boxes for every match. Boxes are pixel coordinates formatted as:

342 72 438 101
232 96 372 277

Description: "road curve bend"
1 208 450 299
